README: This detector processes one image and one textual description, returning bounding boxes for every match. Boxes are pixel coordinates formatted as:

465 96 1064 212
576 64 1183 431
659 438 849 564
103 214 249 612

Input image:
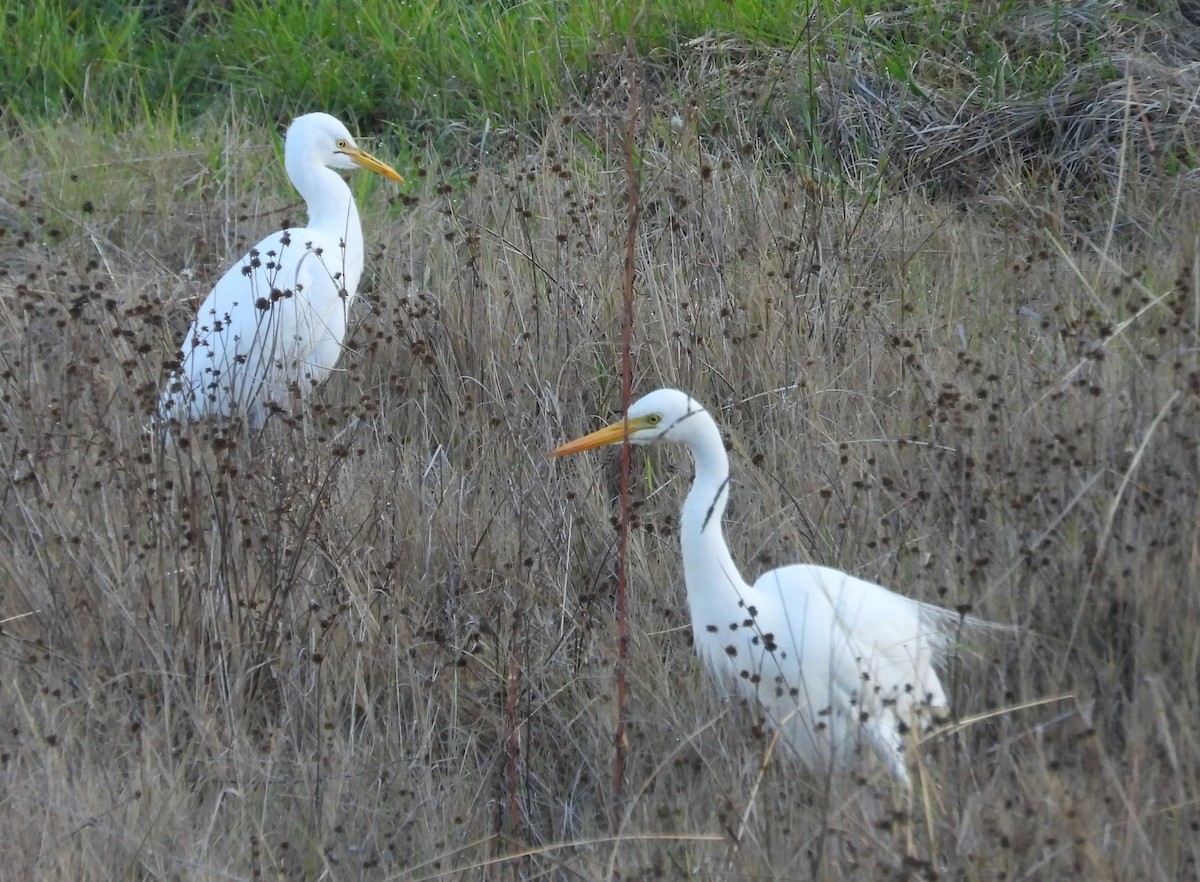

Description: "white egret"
553 388 993 786
159 113 404 428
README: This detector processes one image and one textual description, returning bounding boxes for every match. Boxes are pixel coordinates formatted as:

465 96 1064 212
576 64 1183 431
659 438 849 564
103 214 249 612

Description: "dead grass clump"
571 6 1200 211
913 52 1200 195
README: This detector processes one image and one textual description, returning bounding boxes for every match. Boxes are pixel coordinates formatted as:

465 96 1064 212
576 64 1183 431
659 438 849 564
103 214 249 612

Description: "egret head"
286 113 404 183
551 388 707 456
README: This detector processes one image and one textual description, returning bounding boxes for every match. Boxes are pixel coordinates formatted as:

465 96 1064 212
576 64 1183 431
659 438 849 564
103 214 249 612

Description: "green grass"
4 0 1191 199
0 2 1125 147
2 0 813 130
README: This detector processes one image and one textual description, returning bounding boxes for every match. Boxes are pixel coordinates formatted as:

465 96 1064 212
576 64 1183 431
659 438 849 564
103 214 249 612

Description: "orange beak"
551 415 655 457
344 145 405 184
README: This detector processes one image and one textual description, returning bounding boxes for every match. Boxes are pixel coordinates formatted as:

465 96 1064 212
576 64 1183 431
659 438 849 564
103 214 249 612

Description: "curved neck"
678 415 746 598
287 159 365 295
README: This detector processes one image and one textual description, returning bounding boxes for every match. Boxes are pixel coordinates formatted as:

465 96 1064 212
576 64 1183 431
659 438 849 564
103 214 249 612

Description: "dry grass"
567 8 1200 211
3 95 1200 881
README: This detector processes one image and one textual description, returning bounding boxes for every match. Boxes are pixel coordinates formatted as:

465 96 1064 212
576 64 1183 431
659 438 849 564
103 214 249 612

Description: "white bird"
552 388 993 786
159 112 404 428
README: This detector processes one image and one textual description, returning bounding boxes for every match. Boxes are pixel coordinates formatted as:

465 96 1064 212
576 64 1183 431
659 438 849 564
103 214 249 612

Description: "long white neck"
287 156 365 297
678 413 748 609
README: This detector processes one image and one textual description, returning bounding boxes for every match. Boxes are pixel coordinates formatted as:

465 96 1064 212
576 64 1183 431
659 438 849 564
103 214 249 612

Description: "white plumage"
553 388 993 785
159 112 403 428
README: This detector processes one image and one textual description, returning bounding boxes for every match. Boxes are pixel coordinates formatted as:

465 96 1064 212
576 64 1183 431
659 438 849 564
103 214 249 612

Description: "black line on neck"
701 475 729 533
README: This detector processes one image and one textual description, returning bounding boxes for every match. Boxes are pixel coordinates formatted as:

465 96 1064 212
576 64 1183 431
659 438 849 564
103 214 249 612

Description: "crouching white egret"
159 112 404 428
552 388 996 786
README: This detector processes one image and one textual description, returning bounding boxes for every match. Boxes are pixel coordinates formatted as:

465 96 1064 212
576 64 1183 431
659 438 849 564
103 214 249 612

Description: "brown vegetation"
3 41 1200 881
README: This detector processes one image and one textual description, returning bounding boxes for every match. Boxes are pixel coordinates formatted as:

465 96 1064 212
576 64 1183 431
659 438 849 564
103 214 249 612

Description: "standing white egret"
553 388 992 786
159 112 404 428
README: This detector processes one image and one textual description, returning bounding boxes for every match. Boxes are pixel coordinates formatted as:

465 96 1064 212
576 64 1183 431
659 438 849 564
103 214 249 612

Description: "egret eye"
646 414 662 425
335 138 348 149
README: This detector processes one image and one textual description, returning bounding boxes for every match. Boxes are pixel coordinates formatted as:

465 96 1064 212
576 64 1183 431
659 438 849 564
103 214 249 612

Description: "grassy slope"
3 2 1200 881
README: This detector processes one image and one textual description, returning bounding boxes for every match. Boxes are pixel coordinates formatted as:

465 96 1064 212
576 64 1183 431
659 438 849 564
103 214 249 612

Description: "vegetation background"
3 0 1200 879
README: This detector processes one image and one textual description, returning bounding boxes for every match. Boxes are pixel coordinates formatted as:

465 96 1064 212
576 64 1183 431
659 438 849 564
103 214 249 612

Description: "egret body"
160 113 404 427
553 388 989 785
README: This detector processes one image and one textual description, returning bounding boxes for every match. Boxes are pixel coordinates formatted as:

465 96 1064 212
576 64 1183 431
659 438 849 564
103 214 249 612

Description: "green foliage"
2 1 1193 197
208 0 814 130
0 0 952 128
1 1 138 118
2 0 1149 189
0 0 214 122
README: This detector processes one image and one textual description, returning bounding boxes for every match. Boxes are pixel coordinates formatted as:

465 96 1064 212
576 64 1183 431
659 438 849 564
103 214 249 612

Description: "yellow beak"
344 146 405 184
551 415 654 457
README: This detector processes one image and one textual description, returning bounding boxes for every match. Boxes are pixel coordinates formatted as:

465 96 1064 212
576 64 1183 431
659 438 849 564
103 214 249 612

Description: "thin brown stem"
613 28 641 823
